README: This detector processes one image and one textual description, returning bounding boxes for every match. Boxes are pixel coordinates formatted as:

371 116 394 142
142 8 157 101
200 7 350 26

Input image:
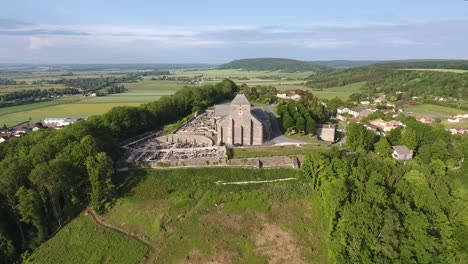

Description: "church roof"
231 94 250 105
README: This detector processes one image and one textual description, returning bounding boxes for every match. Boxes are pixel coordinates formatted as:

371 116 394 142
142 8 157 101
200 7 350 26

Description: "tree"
374 136 391 157
85 152 115 214
295 117 305 132
15 187 46 244
305 117 316 135
400 128 418 151
346 123 375 152
282 112 294 130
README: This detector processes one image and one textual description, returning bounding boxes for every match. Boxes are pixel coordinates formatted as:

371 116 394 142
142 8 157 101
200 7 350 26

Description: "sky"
0 0 467 64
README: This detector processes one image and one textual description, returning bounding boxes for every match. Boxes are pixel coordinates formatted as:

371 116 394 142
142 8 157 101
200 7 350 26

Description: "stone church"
214 94 271 146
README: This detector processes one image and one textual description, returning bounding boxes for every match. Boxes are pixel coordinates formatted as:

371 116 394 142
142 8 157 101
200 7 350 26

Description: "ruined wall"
156 134 214 146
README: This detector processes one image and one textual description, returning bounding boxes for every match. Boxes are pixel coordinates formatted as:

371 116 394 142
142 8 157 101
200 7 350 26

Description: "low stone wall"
156 134 214 146
145 155 304 169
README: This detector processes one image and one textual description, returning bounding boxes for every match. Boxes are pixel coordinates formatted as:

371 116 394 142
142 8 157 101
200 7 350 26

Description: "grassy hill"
218 58 328 72
27 168 329 264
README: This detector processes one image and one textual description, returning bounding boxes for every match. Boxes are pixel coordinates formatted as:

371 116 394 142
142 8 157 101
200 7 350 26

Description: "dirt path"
215 177 297 185
86 207 156 252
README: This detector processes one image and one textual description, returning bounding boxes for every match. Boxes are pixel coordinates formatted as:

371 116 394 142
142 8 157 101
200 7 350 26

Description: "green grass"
25 215 149 264
0 97 79 116
0 80 185 126
232 144 332 159
102 168 329 263
405 104 468 128
311 81 366 100
0 102 142 126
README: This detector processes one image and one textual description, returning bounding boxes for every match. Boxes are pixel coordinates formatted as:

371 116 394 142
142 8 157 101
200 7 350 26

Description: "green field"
28 168 329 263
405 104 468 128
26 215 149 264
105 168 329 263
0 102 142 126
32 168 329 264
0 80 185 126
311 81 366 100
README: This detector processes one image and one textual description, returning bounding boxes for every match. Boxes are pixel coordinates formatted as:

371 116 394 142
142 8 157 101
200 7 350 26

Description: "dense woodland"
218 58 328 72
302 120 468 263
0 79 239 263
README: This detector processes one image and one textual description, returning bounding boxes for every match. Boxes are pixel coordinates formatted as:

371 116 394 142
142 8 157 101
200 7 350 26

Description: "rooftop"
231 94 250 105
392 145 412 155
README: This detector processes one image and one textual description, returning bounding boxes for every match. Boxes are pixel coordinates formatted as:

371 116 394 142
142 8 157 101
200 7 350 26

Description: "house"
290 94 301 101
448 117 460 123
360 101 371 105
392 146 413 161
387 102 396 108
348 106 373 118
0 136 9 143
369 118 403 132
276 93 301 101
374 96 385 104
455 113 468 119
449 128 468 135
416 117 432 124
316 124 336 142
337 106 349 115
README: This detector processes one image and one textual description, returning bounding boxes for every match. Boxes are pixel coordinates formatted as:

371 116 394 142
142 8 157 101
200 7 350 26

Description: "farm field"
103 168 329 264
0 102 141 126
310 81 366 100
26 215 149 264
0 80 185 126
405 104 468 128
171 68 314 79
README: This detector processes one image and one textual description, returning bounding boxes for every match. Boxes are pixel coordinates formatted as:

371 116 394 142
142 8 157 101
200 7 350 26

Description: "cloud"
29 37 52 50
1 19 467 62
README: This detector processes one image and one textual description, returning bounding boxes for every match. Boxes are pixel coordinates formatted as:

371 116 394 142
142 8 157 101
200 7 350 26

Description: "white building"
43 117 85 127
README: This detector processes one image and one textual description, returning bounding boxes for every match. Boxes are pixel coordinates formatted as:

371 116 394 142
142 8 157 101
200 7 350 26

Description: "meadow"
405 104 468 128
28 168 329 264
108 168 329 264
26 215 149 264
400 68 468 73
310 81 366 100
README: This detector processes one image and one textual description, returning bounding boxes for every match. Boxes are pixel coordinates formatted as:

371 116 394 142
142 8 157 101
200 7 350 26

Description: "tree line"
301 120 468 263
276 92 327 134
0 79 239 263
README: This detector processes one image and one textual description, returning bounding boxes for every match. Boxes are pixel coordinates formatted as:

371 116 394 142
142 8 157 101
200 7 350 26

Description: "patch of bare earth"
254 222 306 264
199 205 242 232
179 249 234 264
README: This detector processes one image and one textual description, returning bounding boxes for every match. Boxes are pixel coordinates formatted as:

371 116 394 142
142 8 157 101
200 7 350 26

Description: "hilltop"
218 58 328 72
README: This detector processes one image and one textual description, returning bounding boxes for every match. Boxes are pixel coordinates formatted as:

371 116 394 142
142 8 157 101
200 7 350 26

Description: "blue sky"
1 0 467 63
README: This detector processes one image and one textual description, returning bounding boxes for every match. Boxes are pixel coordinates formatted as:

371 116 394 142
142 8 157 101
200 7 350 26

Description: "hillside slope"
219 58 328 72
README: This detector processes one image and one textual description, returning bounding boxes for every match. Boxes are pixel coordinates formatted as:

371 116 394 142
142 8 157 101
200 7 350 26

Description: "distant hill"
218 58 329 72
312 60 382 69
372 60 468 70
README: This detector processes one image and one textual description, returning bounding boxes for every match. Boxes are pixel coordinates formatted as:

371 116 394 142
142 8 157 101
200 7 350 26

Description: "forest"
218 58 328 72
0 79 239 263
301 119 468 263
